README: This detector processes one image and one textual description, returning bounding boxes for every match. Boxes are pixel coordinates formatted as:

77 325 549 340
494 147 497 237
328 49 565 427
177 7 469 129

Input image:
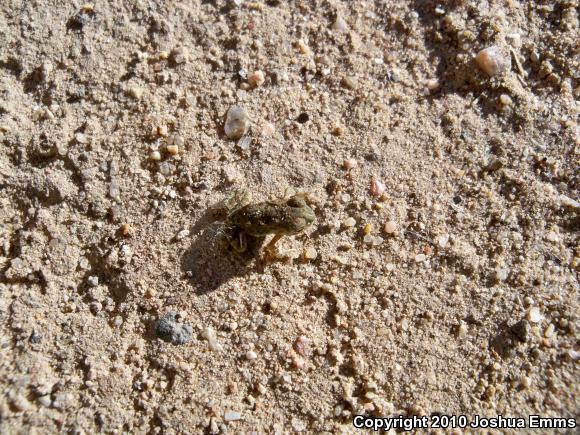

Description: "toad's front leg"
262 233 283 262
229 228 248 254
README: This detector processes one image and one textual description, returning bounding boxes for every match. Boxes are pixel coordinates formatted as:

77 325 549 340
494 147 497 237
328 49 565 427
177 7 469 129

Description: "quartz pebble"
304 247 318 260
203 327 222 352
436 234 449 248
224 411 242 422
176 229 190 240
245 350 258 360
150 150 161 161
527 307 542 323
332 16 348 32
224 106 249 140
415 253 427 262
343 217 356 228
475 46 508 76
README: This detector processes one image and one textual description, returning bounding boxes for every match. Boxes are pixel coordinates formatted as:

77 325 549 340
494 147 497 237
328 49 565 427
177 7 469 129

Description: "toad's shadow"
179 209 264 294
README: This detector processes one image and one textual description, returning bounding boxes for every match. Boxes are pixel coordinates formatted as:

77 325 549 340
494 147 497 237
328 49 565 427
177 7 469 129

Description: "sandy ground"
0 0 579 433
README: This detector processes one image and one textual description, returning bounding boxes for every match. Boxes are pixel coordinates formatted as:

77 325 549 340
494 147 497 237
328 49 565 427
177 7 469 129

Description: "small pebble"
499 94 513 106
176 229 190 240
296 39 312 55
342 158 357 170
384 221 397 234
150 150 162 161
521 376 532 389
155 312 193 345
544 324 555 338
120 223 132 237
341 76 356 89
527 307 543 323
545 231 559 243
203 327 222 352
363 234 374 245
560 194 580 209
415 253 427 262
456 322 468 338
369 178 385 197
332 16 348 32
475 46 508 76
303 247 318 260
224 411 242 422
245 350 258 361
363 223 373 235
343 217 356 228
248 70 265 87
166 144 179 155
425 78 440 93
237 136 251 151
75 132 88 144
224 106 249 140
436 234 449 248
510 319 530 342
128 86 143 99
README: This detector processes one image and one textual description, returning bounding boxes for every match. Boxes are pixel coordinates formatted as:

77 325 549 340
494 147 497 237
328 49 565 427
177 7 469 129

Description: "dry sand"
0 0 579 433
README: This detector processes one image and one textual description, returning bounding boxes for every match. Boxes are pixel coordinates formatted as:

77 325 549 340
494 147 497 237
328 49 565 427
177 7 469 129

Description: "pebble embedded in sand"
343 217 356 228
342 158 357 170
332 16 348 32
303 247 318 260
527 307 542 323
475 46 508 76
369 178 385 197
166 144 179 155
224 106 249 140
150 150 161 161
245 350 258 361
384 221 397 234
248 70 265 87
499 94 513 106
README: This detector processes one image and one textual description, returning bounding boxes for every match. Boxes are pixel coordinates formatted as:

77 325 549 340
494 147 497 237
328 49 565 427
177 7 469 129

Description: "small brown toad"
220 189 315 259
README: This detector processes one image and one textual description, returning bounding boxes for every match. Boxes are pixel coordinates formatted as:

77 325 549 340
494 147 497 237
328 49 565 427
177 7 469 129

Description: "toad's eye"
287 197 304 208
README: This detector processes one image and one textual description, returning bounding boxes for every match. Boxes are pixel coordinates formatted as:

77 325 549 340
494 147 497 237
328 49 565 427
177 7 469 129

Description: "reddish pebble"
369 178 385 197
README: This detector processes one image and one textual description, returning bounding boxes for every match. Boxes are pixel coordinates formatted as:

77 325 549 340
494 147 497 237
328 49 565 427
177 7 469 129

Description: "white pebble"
436 234 449 248
545 231 559 243
343 217 356 228
224 106 249 140
304 247 318 260
415 253 427 262
245 350 258 360
237 136 251 151
176 229 190 240
332 16 348 32
203 327 222 352
224 411 242 422
544 324 555 338
527 307 543 323
560 194 580 209
150 150 161 161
